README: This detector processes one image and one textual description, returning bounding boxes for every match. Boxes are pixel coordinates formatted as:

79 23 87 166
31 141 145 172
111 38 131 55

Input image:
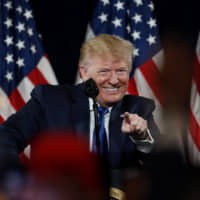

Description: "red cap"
30 131 104 194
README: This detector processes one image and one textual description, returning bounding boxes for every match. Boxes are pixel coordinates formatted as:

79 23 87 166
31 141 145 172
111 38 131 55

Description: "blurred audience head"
19 131 107 200
0 148 26 199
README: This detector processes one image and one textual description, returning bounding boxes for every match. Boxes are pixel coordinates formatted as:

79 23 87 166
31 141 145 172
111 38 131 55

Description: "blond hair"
79 34 134 71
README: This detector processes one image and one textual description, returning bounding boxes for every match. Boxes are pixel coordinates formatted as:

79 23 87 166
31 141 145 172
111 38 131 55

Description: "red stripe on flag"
189 110 200 151
28 67 48 85
139 59 162 104
0 115 4 124
128 77 139 95
194 54 200 94
9 89 26 110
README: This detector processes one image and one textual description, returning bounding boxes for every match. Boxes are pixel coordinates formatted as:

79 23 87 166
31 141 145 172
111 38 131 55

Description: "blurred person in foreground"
15 133 106 200
0 34 159 197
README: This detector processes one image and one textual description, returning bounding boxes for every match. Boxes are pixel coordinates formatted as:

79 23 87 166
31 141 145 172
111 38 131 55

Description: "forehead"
91 56 129 69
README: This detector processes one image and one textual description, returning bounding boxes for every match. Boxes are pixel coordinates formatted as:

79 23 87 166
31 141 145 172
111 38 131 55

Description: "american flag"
0 0 58 156
84 0 200 165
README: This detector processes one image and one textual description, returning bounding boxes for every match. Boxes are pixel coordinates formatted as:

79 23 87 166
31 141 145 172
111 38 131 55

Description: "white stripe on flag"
0 87 16 119
190 80 200 125
152 49 164 71
134 69 164 132
196 33 200 57
37 56 58 85
17 77 35 102
85 24 95 41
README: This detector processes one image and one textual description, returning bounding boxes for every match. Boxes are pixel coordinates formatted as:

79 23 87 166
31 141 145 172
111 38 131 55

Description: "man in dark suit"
0 34 159 170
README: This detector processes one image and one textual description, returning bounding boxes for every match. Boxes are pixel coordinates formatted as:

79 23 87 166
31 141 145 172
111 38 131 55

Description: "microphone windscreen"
84 78 99 98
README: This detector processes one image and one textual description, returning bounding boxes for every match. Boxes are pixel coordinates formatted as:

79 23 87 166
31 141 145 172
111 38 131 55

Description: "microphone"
84 78 99 99
84 78 101 155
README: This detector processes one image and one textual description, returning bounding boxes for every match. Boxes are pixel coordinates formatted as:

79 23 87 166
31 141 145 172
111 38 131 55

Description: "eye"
117 68 128 74
98 69 110 75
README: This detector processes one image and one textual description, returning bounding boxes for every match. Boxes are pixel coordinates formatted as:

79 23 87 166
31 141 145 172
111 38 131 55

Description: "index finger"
122 112 131 123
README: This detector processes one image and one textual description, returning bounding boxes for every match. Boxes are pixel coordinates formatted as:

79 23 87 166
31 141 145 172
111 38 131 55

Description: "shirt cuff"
129 128 154 153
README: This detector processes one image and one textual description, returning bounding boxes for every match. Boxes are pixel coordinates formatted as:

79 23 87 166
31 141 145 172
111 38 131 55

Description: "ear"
79 66 89 82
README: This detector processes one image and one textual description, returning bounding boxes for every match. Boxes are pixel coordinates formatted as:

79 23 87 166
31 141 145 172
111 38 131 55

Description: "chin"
104 97 122 105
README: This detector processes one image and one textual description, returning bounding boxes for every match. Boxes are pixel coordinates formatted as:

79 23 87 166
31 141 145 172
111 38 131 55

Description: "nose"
109 72 119 85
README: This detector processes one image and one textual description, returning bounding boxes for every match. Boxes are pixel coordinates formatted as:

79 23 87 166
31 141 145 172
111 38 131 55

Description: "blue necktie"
93 106 109 156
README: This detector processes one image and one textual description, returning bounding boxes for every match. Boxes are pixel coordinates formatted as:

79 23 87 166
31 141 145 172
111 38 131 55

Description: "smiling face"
80 56 130 108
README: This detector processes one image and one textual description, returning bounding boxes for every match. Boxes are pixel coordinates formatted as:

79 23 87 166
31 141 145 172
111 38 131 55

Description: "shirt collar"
89 98 112 112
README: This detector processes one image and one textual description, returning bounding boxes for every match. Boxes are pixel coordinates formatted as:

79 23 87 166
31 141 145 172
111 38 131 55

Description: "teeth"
104 88 118 91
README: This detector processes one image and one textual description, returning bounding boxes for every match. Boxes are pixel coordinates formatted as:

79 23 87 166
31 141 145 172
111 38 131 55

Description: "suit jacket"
0 83 159 169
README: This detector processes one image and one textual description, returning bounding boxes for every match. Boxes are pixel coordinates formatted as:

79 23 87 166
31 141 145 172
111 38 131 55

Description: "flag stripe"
17 77 35 102
189 110 200 151
190 80 200 125
0 88 16 119
196 33 200 56
9 89 26 111
194 54 200 93
0 116 4 124
85 24 95 42
139 59 162 105
28 66 49 85
128 77 139 95
37 56 58 85
152 50 164 71
189 78 200 162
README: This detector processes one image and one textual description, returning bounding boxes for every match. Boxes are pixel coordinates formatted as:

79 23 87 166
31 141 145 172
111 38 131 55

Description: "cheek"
119 76 129 85
94 76 107 85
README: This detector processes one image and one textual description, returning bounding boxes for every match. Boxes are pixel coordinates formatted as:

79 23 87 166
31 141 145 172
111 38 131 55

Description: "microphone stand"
92 97 101 156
